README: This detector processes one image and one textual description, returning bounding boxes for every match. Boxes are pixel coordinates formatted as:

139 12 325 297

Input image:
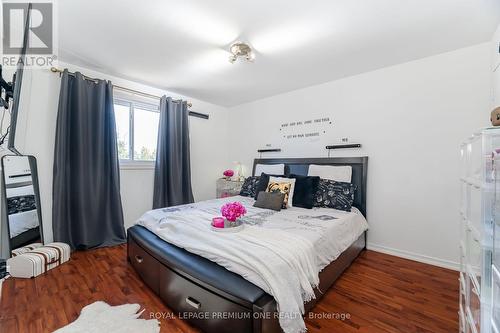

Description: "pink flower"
221 202 247 222
223 169 234 177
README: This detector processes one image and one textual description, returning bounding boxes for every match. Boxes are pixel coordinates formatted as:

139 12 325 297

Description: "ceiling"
58 0 500 107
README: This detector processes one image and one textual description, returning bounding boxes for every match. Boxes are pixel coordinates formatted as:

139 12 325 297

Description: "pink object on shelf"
212 217 225 228
223 169 234 177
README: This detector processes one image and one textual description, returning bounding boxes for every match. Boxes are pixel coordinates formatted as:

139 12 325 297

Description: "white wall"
227 43 492 269
492 24 500 108
15 62 229 241
1 42 494 271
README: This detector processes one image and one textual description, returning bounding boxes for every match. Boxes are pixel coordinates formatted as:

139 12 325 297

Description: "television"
7 3 32 155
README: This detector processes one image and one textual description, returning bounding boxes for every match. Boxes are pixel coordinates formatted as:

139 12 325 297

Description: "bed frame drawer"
128 239 160 294
159 265 253 333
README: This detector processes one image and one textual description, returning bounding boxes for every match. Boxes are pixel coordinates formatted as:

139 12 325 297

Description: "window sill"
119 161 155 170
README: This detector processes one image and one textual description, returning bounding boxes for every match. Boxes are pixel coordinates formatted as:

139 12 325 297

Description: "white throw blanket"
137 196 368 333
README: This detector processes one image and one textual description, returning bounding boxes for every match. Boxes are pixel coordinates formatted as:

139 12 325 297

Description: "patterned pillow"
239 176 260 197
266 181 291 209
7 195 36 214
313 180 357 212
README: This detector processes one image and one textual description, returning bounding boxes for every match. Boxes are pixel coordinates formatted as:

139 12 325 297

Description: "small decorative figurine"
491 106 500 126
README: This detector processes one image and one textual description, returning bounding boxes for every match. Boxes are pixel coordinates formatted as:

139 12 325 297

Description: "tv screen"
8 3 32 155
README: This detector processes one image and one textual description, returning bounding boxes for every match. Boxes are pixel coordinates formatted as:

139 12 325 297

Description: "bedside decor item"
491 106 500 126
253 191 285 211
234 161 244 181
325 144 361 150
221 202 247 222
257 148 281 153
266 181 292 209
212 217 225 228
257 148 282 158
223 169 234 180
216 178 244 198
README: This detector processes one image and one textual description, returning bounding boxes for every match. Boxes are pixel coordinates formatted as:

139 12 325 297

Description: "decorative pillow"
7 195 36 214
239 176 260 197
289 174 320 209
254 163 285 176
254 173 284 199
314 179 357 212
253 191 285 211
269 176 296 207
266 181 292 209
308 165 352 182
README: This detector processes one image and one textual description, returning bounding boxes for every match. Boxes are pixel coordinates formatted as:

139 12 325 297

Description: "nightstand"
216 179 244 198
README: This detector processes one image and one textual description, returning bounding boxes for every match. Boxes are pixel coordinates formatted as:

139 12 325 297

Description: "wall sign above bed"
279 117 333 140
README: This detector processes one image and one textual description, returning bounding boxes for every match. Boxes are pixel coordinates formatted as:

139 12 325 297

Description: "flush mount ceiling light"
228 41 255 63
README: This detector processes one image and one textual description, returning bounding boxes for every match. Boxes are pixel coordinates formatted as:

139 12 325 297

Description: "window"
114 98 160 163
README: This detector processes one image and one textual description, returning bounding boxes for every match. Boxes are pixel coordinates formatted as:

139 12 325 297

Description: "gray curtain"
53 70 126 250
153 96 194 208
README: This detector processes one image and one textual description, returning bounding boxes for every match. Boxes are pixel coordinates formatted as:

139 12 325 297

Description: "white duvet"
137 196 368 333
9 209 39 238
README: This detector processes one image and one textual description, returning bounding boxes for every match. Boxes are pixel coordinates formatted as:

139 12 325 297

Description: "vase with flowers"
221 202 246 224
223 169 234 180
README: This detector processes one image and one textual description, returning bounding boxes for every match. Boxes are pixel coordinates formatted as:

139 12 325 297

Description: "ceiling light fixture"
228 41 255 63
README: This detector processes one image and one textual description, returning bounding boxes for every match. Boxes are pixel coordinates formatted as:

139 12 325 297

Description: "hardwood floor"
0 246 458 333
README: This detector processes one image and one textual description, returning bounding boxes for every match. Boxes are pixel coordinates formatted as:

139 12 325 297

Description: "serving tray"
211 220 244 233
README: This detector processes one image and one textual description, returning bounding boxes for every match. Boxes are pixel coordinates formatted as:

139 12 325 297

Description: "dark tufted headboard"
252 157 368 217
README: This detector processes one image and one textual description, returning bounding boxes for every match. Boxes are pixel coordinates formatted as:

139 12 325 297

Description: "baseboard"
367 243 460 271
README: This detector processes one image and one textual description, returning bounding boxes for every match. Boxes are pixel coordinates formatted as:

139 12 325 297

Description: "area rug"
53 301 160 333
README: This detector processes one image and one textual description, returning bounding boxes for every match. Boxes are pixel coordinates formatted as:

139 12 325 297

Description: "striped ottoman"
7 242 71 278
11 243 43 257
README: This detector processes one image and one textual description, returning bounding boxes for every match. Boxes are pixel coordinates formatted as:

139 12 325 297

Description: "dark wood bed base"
128 231 365 333
127 157 368 333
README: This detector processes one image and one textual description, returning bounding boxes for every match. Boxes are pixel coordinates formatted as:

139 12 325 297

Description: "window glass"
133 107 159 161
114 103 130 160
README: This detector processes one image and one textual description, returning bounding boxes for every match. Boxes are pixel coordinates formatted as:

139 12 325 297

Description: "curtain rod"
50 67 194 109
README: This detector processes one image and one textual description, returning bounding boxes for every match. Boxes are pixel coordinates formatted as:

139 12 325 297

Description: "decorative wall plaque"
279 117 332 140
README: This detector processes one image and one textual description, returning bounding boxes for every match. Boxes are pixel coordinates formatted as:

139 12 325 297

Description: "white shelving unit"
460 127 500 333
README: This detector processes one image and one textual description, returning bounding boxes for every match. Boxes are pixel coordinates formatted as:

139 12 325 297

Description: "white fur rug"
53 301 160 333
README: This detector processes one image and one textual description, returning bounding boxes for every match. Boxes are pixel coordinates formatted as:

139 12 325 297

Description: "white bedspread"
137 196 368 333
9 209 39 238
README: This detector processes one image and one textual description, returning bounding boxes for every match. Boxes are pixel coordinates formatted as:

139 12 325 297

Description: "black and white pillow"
314 180 357 212
7 195 36 214
239 176 260 197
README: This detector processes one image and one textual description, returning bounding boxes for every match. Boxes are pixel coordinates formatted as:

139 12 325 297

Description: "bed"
127 157 368 333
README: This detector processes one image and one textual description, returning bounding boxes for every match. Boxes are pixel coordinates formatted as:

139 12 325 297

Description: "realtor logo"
2 1 57 68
